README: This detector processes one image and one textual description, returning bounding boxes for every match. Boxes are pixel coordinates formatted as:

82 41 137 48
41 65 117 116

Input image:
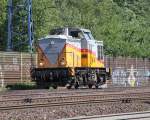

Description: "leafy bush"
6 83 37 90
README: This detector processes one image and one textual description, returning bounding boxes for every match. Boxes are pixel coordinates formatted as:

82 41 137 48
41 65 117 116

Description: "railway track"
0 92 149 111
0 91 150 105
0 96 150 111
0 86 150 100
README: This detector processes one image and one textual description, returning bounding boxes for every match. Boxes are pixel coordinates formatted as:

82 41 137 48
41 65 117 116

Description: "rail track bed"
0 87 150 120
0 91 150 108
0 86 150 99
0 94 150 110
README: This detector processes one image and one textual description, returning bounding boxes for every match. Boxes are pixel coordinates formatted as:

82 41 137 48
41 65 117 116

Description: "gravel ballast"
0 102 149 120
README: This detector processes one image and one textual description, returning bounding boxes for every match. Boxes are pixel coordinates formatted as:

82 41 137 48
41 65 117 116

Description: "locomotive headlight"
60 60 65 66
39 62 44 66
59 58 66 66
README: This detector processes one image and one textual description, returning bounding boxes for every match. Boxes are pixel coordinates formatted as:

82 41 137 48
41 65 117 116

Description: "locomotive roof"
39 27 101 41
50 27 91 34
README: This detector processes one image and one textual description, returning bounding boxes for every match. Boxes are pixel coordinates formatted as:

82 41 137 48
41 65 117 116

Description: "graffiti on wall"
112 65 150 87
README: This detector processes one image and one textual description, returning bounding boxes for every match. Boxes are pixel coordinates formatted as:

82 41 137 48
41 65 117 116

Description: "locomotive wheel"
67 86 71 89
52 84 58 89
74 82 79 89
88 84 92 89
95 84 99 89
66 85 72 89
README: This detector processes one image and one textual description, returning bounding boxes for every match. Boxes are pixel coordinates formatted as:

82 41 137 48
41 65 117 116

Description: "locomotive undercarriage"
31 67 109 89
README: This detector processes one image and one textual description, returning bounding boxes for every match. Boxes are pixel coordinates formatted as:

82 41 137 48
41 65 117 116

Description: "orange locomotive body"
31 27 110 89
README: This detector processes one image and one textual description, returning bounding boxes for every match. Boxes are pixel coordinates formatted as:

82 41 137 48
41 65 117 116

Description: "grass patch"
0 86 7 92
6 82 37 90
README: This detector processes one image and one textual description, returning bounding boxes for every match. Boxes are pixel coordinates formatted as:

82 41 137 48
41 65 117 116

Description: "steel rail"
62 111 150 120
0 91 150 102
0 86 150 98
0 96 149 111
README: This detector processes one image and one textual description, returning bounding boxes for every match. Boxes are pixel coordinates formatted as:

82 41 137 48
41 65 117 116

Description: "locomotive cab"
50 28 94 41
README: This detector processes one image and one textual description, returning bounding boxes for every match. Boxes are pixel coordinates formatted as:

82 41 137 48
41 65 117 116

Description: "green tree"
0 0 149 57
0 0 7 50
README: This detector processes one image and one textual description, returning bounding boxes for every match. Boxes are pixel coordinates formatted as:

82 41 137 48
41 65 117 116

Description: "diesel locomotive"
31 27 111 89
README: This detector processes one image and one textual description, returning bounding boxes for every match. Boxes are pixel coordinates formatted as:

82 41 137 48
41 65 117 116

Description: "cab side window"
97 45 103 60
69 31 83 39
69 31 79 38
